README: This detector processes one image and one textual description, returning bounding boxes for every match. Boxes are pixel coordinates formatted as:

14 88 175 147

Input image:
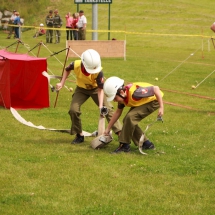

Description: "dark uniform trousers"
78 28 86 40
68 86 122 135
46 26 53 43
119 100 160 145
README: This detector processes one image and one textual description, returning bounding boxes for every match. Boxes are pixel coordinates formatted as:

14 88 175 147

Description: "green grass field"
0 1 215 214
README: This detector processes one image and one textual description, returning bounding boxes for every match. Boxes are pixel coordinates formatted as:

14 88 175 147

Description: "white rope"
195 69 215 88
42 43 77 81
42 43 64 66
138 117 163 155
160 48 200 81
69 47 81 58
160 54 193 81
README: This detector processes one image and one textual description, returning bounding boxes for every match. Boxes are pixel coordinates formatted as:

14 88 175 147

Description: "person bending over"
103 76 164 153
56 49 122 144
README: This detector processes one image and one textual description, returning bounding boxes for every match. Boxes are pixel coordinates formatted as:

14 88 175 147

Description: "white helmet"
81 49 101 74
103 76 124 101
40 23 44 27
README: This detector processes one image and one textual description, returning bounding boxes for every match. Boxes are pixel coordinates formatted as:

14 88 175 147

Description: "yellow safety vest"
124 82 164 107
74 60 102 90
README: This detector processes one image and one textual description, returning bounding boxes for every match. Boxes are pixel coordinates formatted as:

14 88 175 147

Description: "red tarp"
0 50 49 109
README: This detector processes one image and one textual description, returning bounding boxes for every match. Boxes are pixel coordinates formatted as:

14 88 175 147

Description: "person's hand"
104 128 110 136
157 107 164 117
56 83 63 91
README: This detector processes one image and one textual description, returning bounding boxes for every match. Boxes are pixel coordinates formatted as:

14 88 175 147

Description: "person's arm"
104 108 123 135
82 23 86 29
56 70 70 91
70 17 74 27
96 71 105 111
76 17 80 28
153 86 164 117
82 16 87 29
97 88 104 109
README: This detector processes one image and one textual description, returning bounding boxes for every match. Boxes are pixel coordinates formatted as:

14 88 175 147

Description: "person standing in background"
45 10 54 43
77 10 87 40
53 9 63 43
7 10 16 39
71 13 79 40
65 12 73 40
13 11 21 39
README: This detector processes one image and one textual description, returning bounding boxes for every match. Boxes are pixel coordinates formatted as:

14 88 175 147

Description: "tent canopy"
0 49 49 109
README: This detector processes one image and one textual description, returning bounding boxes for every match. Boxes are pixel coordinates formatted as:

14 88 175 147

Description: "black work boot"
142 140 155 150
72 134 84 144
112 143 130 154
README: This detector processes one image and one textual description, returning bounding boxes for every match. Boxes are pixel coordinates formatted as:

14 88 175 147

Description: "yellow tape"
6 24 212 38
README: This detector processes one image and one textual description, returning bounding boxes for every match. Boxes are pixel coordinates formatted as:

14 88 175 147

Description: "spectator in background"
77 10 87 40
7 10 16 39
33 23 46 38
45 10 54 43
13 11 21 39
53 9 63 43
71 12 79 40
65 12 73 40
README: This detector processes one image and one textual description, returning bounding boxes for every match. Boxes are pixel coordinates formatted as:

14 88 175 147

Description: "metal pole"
92 4 98 40
19 26 21 40
108 3 111 40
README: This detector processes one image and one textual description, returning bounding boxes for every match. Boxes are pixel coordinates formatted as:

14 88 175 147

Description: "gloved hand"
100 106 108 116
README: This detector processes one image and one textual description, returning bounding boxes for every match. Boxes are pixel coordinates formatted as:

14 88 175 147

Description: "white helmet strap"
116 86 125 99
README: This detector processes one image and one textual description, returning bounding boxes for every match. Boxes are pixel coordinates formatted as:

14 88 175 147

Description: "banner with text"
74 0 112 4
